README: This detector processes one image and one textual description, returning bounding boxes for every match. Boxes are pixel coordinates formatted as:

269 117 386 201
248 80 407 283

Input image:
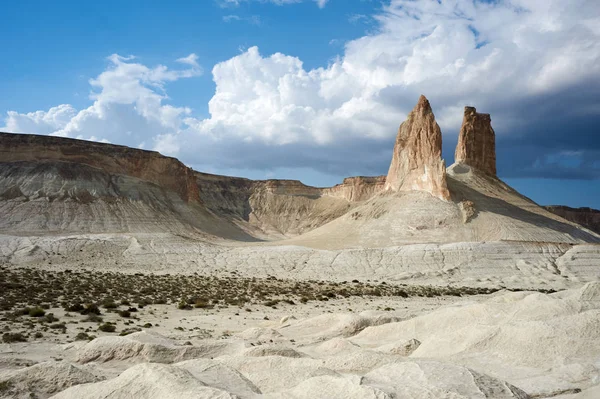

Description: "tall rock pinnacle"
455 106 496 176
385 95 450 201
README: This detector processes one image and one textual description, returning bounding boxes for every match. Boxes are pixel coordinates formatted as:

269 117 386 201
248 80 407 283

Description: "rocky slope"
0 133 201 203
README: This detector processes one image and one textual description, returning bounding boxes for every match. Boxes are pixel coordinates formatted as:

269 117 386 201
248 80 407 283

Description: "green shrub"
98 323 116 333
2 332 27 343
81 304 101 315
42 313 58 323
75 332 92 341
65 303 84 312
49 323 66 330
0 380 13 392
84 314 103 323
102 298 118 309
28 307 46 317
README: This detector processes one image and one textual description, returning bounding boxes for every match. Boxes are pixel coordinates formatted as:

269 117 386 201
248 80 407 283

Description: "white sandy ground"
2 284 600 398
2 232 600 290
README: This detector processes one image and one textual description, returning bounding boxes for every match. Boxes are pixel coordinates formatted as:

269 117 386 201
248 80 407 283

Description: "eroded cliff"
0 133 200 203
455 106 496 176
385 95 450 201
545 206 600 235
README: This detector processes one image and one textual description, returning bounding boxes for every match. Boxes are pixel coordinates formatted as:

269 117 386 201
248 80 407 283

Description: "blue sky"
2 0 600 208
0 0 375 115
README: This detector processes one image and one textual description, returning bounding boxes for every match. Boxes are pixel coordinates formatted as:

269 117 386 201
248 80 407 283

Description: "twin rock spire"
385 95 496 201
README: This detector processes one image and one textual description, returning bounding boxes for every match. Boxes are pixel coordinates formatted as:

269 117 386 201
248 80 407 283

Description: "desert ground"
2 266 600 398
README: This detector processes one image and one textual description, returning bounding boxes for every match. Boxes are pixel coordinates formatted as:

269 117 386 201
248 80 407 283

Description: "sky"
1 0 600 208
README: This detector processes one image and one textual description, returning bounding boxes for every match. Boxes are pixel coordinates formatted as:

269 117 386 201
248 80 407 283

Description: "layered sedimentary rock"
324 176 386 202
0 133 200 203
194 173 384 238
385 95 450 201
455 106 496 176
545 206 600 235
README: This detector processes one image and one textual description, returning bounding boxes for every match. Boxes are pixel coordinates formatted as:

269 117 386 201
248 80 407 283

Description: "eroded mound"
1 285 595 397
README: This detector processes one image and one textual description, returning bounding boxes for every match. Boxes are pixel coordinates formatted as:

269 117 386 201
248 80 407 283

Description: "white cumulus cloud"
4 54 201 153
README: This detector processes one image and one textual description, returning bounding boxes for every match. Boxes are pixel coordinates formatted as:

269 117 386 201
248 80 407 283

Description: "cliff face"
0 133 201 203
385 95 450 201
324 176 386 202
0 131 388 239
544 206 600 235
194 172 383 238
455 106 496 176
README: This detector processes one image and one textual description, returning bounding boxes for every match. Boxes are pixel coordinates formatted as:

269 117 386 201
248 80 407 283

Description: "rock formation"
385 95 450 200
324 176 386 202
455 106 496 176
545 206 600 235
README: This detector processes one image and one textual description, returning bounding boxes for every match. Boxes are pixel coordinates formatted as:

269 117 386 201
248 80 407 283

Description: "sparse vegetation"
0 266 517 320
0 380 13 393
102 298 119 309
84 314 103 323
0 265 559 343
75 332 93 341
2 332 27 343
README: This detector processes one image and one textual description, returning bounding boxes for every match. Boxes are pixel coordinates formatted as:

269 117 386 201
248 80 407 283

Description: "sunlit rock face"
385 95 450 201
455 106 497 176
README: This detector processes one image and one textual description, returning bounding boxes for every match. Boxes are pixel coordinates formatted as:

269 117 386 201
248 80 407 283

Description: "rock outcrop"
545 206 600 235
324 176 386 202
385 95 450 201
455 106 496 176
